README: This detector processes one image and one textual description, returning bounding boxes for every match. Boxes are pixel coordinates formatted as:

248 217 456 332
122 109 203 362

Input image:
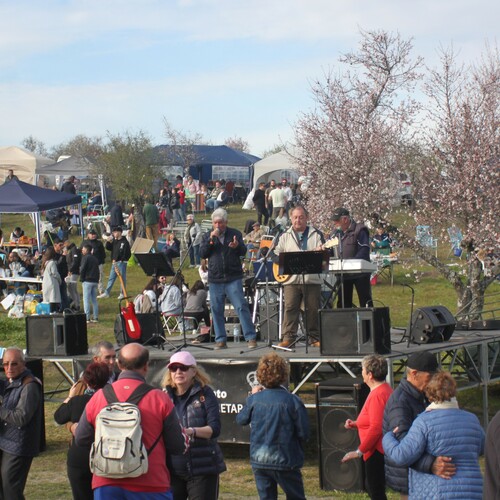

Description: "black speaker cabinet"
410 306 455 344
114 313 159 346
316 379 369 492
320 308 391 356
26 314 88 356
258 303 280 342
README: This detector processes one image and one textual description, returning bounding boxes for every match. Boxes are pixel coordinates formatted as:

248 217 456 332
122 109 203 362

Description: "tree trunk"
397 229 491 318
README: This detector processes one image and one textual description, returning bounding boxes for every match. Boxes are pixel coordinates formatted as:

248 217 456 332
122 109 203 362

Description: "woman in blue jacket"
162 351 226 500
236 353 310 500
383 371 484 499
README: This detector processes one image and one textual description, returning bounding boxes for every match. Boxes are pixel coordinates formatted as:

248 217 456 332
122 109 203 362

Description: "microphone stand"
403 283 416 348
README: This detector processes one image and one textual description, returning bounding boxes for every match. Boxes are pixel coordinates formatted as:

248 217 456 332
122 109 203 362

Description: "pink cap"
167 351 197 368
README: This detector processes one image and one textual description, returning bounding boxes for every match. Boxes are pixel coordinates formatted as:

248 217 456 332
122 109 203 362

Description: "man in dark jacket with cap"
82 229 106 295
329 207 373 308
383 352 456 498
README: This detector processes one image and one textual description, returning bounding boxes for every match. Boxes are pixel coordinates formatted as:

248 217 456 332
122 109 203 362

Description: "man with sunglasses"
0 347 43 499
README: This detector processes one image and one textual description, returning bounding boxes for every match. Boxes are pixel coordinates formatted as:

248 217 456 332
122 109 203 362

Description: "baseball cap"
407 352 438 373
88 229 97 235
331 207 350 221
167 351 197 369
252 222 261 227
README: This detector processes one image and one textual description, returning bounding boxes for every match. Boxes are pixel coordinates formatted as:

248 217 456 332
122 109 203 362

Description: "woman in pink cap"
162 352 226 499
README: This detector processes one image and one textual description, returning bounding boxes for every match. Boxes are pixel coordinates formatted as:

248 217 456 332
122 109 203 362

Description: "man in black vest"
0 347 43 499
331 207 373 308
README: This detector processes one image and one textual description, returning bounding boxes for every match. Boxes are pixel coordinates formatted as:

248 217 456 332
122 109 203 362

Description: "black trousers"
170 473 219 500
337 274 373 308
256 207 269 225
67 463 93 500
0 450 33 500
364 450 387 500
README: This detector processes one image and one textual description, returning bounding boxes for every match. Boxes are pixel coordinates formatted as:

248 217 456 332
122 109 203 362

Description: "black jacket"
65 243 82 275
80 253 100 283
105 236 131 262
199 226 246 283
252 189 266 210
382 377 436 494
82 238 106 265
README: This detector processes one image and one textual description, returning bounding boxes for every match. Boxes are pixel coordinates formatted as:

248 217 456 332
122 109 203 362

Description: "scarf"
426 397 459 411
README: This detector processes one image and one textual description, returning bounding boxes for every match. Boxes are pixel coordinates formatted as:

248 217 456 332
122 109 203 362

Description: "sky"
1 0 498 158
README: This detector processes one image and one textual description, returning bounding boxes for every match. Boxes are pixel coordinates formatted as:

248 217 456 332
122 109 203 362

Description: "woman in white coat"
42 247 62 313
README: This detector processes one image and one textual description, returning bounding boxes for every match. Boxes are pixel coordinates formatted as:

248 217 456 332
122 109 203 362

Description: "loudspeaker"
114 313 159 346
26 314 88 356
410 306 455 344
258 303 280 341
320 308 391 356
316 379 369 492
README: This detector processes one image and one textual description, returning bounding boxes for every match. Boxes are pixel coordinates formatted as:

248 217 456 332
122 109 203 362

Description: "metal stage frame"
43 328 500 430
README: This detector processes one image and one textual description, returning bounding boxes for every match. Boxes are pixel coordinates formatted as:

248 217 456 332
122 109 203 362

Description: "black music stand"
276 250 329 353
134 252 175 350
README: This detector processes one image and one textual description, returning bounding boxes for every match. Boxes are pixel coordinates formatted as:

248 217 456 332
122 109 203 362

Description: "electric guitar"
114 263 141 340
273 237 339 283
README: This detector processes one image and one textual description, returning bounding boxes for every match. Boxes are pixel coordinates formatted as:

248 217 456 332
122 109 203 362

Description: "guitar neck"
114 263 129 304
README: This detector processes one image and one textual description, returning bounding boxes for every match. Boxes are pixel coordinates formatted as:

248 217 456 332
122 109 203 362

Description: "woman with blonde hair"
236 353 310 500
383 371 485 499
162 351 225 499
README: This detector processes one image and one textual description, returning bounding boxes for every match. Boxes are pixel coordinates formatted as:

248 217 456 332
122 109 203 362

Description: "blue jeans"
94 485 172 500
205 198 217 211
209 279 256 343
252 468 306 500
82 281 98 320
188 244 201 266
105 261 127 295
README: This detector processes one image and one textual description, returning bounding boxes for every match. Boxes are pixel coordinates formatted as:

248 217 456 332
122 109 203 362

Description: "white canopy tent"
0 146 54 184
251 150 301 190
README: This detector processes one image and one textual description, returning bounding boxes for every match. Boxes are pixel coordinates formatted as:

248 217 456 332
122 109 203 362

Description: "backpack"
90 383 162 478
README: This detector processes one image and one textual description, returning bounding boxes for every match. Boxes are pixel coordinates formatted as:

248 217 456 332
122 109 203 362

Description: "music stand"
276 250 329 353
134 252 175 350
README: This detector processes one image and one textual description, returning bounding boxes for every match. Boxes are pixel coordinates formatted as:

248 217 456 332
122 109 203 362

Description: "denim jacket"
236 386 309 470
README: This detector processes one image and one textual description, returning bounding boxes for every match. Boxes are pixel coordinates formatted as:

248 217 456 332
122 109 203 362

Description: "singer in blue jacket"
199 208 257 350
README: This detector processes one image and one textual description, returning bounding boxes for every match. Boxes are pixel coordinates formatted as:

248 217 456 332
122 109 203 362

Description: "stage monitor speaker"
410 306 455 344
316 379 369 492
319 308 391 356
26 314 88 356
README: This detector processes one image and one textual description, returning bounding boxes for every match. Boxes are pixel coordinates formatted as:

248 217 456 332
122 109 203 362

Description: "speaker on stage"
316 379 369 492
319 308 391 356
258 303 280 342
26 314 88 356
410 306 455 344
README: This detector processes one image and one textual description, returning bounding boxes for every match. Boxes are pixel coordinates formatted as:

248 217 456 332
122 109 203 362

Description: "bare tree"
161 118 205 176
21 136 50 157
292 29 499 315
50 134 105 163
225 136 250 153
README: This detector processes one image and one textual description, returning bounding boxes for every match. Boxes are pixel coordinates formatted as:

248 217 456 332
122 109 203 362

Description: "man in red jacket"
75 343 189 498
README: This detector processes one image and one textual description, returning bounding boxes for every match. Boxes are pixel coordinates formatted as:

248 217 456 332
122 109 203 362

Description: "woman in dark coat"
54 362 109 500
162 351 226 500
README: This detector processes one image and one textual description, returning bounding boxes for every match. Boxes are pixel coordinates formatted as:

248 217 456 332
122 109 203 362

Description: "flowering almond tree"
293 30 499 316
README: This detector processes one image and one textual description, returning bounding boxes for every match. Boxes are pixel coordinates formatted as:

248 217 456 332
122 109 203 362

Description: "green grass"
1 209 498 499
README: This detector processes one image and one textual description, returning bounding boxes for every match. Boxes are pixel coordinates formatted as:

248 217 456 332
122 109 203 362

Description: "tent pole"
79 203 84 242
34 213 42 253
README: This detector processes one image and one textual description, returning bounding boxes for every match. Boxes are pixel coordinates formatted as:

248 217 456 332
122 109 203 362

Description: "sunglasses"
168 364 192 372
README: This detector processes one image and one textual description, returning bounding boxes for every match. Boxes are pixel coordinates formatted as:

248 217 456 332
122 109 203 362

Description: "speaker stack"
409 306 455 344
316 379 369 492
319 307 391 356
25 313 88 356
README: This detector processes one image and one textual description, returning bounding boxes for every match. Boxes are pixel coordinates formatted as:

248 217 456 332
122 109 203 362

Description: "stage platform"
42 326 500 443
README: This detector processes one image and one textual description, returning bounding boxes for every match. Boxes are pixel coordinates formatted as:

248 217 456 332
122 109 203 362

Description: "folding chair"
416 225 438 257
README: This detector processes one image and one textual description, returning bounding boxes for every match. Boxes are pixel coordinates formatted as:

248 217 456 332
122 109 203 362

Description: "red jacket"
75 371 188 493
356 383 393 460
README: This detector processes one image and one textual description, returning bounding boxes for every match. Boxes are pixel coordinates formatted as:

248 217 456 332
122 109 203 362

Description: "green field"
0 208 498 499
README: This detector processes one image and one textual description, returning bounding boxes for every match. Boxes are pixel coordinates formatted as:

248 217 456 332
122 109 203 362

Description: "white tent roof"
252 150 301 189
0 146 54 184
37 156 95 177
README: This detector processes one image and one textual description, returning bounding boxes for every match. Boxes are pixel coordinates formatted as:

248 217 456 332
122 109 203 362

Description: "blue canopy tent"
152 145 260 187
0 180 82 252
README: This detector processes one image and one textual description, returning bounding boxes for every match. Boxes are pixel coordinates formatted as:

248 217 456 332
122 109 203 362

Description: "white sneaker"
98 293 109 299
117 294 124 300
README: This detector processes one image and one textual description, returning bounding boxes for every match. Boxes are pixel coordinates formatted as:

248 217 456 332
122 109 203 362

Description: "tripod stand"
273 250 329 353
134 252 175 350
